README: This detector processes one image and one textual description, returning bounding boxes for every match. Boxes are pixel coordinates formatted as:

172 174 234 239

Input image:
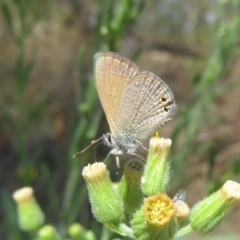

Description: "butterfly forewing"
118 71 177 141
94 52 140 135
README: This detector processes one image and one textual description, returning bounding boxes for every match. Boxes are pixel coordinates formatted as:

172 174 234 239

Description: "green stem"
106 223 134 238
174 224 194 239
118 223 134 238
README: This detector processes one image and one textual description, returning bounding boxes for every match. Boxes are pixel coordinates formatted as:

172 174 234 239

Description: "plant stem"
174 224 194 239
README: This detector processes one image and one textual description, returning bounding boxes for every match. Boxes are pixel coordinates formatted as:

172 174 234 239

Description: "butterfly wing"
118 71 177 142
94 52 140 135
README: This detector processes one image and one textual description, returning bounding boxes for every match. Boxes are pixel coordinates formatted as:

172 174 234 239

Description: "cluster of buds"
12 187 62 240
12 187 96 240
82 136 240 239
12 136 240 239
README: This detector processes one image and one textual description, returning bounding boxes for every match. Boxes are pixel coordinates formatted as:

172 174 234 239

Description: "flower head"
142 136 172 195
144 193 176 228
12 187 45 231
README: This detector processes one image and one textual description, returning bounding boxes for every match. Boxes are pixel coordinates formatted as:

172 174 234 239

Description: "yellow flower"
144 193 176 229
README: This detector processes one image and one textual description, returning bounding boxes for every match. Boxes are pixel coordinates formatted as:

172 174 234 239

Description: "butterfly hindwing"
117 71 177 141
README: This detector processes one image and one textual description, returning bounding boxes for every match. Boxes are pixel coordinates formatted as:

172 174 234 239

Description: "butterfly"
93 51 177 156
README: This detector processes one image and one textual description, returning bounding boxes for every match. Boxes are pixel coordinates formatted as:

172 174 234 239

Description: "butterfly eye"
107 134 112 143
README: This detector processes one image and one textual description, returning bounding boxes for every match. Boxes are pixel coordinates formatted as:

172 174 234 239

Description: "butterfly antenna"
73 136 103 158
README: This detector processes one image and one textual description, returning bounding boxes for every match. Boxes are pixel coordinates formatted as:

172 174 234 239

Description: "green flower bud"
142 136 171 196
118 159 144 215
190 180 240 233
85 230 96 240
12 187 45 231
37 225 61 240
132 193 177 240
68 223 85 240
82 162 124 225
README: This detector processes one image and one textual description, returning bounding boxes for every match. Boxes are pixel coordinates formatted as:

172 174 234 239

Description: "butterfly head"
103 133 139 155
102 133 124 155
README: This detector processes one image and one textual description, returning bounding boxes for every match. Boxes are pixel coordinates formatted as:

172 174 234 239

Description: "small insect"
173 190 186 204
74 51 177 158
172 190 189 220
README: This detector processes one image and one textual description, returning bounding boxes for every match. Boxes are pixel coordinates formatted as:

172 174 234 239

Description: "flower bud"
68 223 85 240
85 230 96 240
37 225 61 240
82 163 124 225
12 187 45 231
190 180 240 233
142 136 171 196
118 159 144 215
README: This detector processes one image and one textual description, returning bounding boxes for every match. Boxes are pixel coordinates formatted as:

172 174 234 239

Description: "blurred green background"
0 0 240 239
